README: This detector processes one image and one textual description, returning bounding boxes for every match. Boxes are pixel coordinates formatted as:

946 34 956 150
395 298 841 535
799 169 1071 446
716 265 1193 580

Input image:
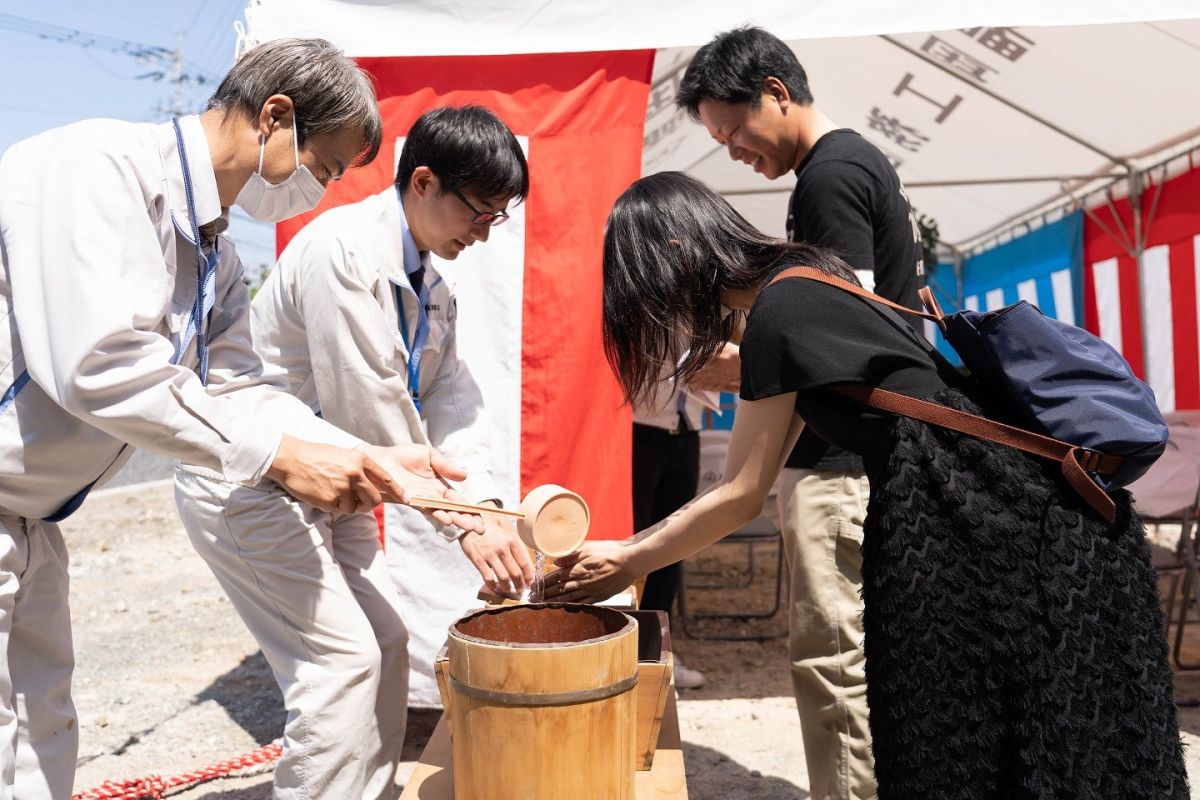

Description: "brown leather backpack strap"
832 384 1120 523
918 286 946 321
768 267 942 323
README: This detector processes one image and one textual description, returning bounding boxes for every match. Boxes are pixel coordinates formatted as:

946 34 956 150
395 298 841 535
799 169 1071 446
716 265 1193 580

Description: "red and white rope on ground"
71 741 283 800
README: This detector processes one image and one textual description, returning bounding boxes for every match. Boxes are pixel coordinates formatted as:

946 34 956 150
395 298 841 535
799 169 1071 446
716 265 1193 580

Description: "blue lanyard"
171 117 218 385
395 278 430 412
43 120 215 523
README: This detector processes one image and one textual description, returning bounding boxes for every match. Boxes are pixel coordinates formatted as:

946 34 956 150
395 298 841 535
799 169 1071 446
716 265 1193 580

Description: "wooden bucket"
437 603 638 799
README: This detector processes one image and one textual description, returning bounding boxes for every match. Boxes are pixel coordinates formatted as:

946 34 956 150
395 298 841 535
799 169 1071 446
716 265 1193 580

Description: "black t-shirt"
784 128 924 470
740 270 952 478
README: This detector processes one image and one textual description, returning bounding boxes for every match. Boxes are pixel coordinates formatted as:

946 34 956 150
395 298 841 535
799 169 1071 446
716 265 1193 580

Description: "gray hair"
207 37 382 167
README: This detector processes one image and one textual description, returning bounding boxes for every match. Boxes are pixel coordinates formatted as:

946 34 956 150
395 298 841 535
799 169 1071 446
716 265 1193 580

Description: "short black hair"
394 105 529 203
676 27 813 122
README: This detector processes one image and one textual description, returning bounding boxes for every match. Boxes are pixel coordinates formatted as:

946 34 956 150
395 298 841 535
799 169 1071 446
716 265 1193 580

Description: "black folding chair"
677 514 787 641
1136 420 1200 671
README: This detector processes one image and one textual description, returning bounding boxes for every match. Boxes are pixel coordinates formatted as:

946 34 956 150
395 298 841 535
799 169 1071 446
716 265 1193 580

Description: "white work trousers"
777 469 876 800
0 511 77 800
174 472 409 800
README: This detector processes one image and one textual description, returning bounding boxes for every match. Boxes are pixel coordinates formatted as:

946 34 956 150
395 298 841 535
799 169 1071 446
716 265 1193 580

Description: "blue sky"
0 0 275 280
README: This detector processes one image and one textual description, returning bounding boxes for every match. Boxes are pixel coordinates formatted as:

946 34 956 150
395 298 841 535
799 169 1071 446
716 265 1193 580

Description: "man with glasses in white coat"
0 38 482 800
174 104 533 799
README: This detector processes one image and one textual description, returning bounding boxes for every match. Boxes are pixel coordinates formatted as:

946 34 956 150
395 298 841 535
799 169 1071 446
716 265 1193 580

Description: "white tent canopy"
648 21 1200 248
243 1 1200 248
242 1 1196 58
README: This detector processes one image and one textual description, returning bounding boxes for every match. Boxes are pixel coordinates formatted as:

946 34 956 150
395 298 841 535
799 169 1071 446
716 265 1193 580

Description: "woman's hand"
541 540 639 604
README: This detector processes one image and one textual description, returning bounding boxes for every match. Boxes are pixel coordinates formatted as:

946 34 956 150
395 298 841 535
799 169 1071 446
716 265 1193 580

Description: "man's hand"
688 341 741 393
267 434 406 514
458 508 536 597
540 540 637 604
358 443 485 533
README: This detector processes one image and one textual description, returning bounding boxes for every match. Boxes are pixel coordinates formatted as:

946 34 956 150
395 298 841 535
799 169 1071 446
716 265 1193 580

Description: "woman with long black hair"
544 171 1186 799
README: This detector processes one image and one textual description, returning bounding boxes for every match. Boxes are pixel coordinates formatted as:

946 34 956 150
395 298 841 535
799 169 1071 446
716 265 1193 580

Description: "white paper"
684 386 723 412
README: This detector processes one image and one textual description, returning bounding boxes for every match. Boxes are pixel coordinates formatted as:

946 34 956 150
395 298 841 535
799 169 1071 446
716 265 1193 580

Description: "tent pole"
1130 169 1144 255
949 245 965 311
954 139 1200 252
905 175 1114 188
1128 168 1150 380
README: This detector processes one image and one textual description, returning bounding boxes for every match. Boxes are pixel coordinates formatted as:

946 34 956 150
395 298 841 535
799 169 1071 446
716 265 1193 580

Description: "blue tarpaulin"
925 211 1084 365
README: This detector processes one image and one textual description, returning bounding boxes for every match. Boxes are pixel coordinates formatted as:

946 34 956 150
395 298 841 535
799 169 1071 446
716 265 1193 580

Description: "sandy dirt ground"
61 481 1200 799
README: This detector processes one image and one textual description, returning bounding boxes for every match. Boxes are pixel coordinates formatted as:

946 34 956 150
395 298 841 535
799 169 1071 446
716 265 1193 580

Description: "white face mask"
235 121 326 222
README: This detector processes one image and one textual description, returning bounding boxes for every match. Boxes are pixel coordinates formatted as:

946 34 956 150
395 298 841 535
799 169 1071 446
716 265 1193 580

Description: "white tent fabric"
242 2 1200 247
242 1 1196 58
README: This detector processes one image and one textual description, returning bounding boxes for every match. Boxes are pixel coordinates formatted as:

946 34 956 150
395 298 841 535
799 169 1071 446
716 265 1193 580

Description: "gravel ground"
61 481 1200 799
103 450 175 489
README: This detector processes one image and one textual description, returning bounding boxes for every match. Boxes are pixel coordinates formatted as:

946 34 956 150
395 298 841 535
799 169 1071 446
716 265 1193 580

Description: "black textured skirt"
861 388 1187 799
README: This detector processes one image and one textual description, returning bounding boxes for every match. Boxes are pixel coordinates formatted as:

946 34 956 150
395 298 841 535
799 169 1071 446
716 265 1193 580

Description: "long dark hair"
602 171 858 406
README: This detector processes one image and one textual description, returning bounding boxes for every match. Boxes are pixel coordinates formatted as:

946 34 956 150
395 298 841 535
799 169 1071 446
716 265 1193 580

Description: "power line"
0 12 218 96
0 12 170 61
190 0 245 79
187 0 213 33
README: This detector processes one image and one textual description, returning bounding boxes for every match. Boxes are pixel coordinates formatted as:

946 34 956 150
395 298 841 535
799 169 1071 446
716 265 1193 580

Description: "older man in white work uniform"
175 105 534 798
0 38 477 800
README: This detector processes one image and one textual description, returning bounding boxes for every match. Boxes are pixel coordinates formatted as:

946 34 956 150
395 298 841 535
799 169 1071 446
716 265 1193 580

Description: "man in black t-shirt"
678 26 923 800
784 132 923 471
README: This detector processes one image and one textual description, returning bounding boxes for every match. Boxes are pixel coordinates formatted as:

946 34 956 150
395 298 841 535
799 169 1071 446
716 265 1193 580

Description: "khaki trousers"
777 469 876 800
174 472 409 800
0 511 77 800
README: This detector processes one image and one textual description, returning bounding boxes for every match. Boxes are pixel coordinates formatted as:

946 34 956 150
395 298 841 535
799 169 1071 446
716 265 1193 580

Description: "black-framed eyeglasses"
450 187 510 227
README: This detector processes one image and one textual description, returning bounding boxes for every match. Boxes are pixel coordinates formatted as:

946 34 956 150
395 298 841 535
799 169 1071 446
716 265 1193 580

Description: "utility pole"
157 31 190 119
0 13 215 120
171 31 185 118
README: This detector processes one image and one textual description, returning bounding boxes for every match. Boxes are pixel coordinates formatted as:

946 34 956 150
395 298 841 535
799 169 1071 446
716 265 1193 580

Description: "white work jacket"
0 116 358 520
250 187 499 539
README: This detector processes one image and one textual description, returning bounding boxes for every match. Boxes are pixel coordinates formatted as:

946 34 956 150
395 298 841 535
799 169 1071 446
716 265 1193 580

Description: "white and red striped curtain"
1084 166 1200 412
278 51 654 536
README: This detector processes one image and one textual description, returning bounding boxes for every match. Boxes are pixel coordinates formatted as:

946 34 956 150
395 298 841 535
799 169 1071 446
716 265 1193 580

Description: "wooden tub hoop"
447 673 639 707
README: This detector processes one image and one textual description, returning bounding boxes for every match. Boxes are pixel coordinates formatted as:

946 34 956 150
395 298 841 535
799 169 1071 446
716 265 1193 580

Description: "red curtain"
278 50 654 538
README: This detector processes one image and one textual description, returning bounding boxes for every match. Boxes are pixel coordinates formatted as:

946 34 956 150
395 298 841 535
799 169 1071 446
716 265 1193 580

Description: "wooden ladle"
514 484 590 557
409 483 590 557
407 495 525 520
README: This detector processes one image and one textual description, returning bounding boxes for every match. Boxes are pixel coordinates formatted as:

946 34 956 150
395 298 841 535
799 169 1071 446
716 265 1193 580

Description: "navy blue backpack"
771 267 1170 522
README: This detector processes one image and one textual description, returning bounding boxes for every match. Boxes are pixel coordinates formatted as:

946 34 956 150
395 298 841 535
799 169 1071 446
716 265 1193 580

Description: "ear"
763 77 791 111
255 94 295 138
409 165 436 199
